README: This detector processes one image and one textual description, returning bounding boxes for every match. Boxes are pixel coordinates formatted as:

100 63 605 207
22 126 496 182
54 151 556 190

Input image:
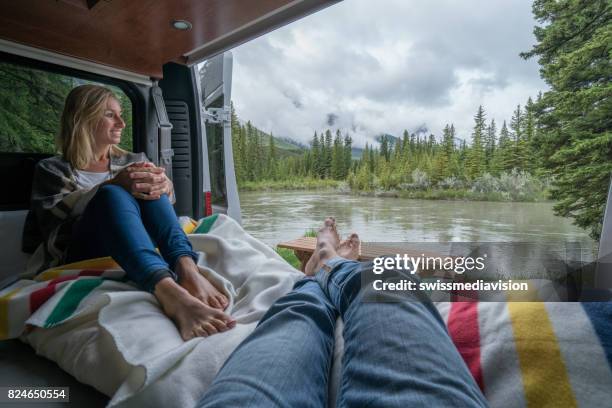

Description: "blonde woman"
23 84 235 340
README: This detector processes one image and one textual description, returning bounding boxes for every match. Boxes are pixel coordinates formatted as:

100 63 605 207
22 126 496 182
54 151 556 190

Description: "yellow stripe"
181 218 198 234
0 287 23 339
508 302 577 408
35 270 64 281
36 257 119 281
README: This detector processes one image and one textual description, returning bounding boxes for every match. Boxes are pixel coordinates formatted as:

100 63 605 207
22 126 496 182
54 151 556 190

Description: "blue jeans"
66 184 198 292
198 257 488 407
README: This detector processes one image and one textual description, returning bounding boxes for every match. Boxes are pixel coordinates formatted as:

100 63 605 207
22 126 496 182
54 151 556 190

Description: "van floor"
0 340 108 407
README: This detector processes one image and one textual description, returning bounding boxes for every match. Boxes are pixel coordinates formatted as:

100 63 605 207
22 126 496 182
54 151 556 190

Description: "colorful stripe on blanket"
439 300 612 407
0 257 127 339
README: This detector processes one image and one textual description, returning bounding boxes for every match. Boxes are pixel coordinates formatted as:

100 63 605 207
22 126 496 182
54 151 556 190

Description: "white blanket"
23 214 303 407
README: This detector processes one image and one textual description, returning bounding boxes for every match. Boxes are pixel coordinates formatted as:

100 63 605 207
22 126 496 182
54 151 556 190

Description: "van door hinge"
202 106 230 124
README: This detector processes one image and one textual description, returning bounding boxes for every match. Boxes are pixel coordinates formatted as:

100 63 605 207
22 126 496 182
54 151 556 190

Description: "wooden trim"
185 0 342 65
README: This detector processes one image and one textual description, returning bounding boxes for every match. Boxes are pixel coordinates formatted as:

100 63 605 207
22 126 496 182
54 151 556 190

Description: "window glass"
0 61 133 153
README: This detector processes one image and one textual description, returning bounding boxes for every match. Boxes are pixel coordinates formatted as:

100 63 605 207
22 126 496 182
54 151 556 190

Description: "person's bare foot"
304 217 340 276
175 256 228 310
155 278 236 340
337 233 361 260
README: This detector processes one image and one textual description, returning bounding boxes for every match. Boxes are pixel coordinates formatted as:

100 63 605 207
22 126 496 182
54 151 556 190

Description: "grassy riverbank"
240 170 550 202
275 247 301 269
239 178 341 191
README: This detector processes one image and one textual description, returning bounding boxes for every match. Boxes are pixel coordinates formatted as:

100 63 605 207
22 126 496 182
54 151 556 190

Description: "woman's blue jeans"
198 257 488 407
66 184 198 292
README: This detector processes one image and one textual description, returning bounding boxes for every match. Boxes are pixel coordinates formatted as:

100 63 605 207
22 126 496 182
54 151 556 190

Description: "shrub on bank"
472 169 547 201
349 168 548 202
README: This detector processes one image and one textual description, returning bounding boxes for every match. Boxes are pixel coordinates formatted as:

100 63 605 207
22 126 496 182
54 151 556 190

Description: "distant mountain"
274 136 307 151
374 133 399 147
254 130 305 158
235 118 305 157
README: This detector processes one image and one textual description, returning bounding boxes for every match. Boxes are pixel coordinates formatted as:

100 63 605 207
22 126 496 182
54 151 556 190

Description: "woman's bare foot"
304 217 340 276
154 278 236 340
175 256 228 310
337 233 361 260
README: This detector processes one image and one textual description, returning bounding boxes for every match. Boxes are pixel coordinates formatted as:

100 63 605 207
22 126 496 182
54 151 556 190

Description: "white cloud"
229 0 547 147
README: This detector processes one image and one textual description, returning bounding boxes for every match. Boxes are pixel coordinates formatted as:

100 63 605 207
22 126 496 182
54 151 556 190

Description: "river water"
239 190 596 251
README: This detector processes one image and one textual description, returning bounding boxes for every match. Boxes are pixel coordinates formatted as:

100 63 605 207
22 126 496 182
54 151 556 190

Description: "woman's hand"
126 162 173 200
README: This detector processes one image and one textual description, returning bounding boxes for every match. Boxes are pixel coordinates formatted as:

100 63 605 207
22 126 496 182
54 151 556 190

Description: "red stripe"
29 271 106 313
447 301 484 391
29 284 57 313
29 274 81 313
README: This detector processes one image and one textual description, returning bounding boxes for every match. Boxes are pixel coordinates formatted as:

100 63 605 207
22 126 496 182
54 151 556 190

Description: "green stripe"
193 214 219 234
44 279 104 327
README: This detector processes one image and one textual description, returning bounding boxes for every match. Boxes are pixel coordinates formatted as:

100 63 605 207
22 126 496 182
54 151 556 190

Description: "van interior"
0 1 340 405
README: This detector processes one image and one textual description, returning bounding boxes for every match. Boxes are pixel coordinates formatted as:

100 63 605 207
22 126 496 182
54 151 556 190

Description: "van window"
0 61 133 153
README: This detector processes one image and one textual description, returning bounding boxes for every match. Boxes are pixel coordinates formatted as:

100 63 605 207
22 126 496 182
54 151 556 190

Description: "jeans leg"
315 258 488 408
137 194 198 269
66 184 174 292
197 278 337 408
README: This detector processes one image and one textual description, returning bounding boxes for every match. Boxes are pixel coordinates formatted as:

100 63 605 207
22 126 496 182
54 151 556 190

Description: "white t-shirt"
74 169 111 190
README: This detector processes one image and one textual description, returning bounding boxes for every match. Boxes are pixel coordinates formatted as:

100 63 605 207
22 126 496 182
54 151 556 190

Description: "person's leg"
67 184 173 292
198 218 343 407
315 255 489 408
67 184 234 340
197 278 337 408
136 194 228 309
136 194 197 271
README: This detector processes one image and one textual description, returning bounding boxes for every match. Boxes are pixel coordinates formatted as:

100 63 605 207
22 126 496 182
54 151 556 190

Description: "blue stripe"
581 302 612 370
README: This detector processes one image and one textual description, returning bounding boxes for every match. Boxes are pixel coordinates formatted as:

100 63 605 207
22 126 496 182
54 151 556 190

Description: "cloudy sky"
230 0 547 148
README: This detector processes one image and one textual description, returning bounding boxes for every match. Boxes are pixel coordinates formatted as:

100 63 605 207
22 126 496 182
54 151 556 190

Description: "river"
239 190 596 251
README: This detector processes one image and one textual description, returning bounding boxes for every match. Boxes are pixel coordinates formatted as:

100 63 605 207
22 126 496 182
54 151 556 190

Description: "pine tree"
311 132 321 178
245 121 255 180
493 120 512 173
268 133 277 179
509 104 527 170
427 134 436 153
523 97 537 173
323 130 333 178
434 124 454 182
380 136 390 162
343 133 353 178
318 133 325 178
368 144 375 173
485 119 497 171
520 0 612 238
331 130 343 179
466 105 487 179
393 135 403 161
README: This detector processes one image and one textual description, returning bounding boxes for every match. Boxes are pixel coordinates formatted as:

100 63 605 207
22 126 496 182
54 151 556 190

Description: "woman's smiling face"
93 96 125 149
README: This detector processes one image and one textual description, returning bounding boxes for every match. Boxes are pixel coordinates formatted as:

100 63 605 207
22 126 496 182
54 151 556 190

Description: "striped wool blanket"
0 217 200 340
436 301 612 407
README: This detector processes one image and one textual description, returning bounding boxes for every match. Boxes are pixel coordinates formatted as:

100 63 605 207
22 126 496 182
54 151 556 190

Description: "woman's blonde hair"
57 84 125 169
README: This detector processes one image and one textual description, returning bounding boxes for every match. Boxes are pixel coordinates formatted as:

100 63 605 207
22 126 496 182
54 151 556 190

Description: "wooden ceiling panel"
0 0 339 79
